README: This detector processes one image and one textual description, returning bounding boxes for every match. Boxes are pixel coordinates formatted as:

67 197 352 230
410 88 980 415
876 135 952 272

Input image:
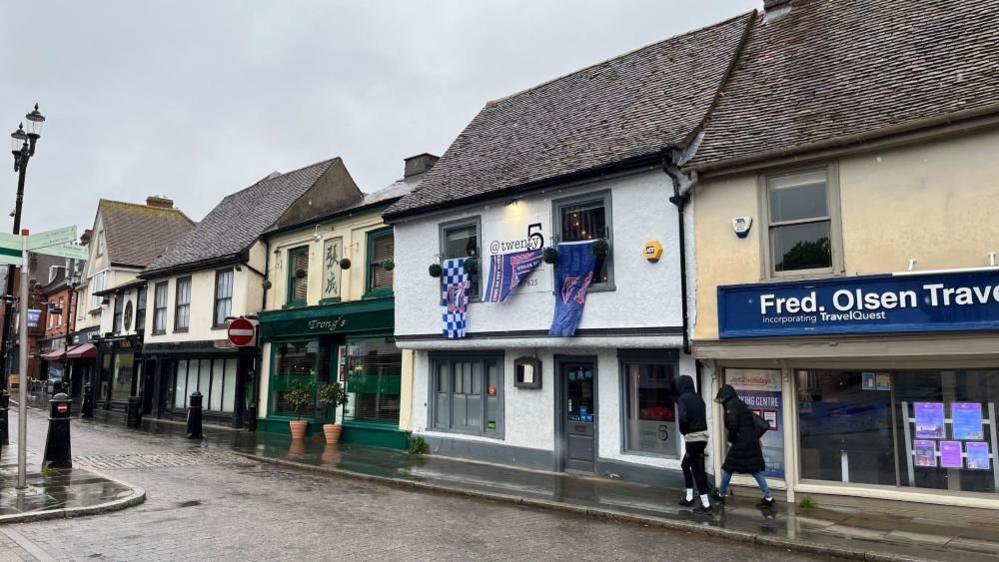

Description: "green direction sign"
26 226 77 251
34 243 88 261
0 246 22 266
0 233 22 251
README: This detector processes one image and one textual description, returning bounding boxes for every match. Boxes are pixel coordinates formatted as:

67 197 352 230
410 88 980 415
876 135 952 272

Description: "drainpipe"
260 240 271 311
661 134 702 357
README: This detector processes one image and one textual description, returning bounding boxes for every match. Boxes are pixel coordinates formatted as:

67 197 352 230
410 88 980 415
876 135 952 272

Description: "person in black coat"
711 384 775 508
674 375 711 512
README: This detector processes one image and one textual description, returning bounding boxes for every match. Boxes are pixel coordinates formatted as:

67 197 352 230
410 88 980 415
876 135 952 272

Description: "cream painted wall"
693 127 999 341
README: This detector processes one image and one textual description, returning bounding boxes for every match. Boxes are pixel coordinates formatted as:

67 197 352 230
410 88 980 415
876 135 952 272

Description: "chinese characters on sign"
322 238 343 301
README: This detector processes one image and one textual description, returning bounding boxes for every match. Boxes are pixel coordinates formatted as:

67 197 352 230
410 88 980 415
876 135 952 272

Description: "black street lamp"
0 103 45 390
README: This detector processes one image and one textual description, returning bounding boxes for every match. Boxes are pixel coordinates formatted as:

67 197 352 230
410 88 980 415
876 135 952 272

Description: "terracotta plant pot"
289 420 308 440
323 423 343 445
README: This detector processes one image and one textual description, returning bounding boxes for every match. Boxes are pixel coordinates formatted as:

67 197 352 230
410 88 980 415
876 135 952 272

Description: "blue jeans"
718 470 771 498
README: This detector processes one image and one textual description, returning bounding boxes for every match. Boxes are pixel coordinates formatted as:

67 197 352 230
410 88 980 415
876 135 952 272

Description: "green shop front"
257 296 408 449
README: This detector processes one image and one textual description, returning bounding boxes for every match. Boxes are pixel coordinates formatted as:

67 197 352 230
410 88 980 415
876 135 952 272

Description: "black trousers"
681 441 709 495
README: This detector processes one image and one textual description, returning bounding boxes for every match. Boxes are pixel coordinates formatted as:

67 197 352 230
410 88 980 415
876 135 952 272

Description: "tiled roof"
99 200 195 268
143 159 337 276
384 12 753 219
689 0 999 170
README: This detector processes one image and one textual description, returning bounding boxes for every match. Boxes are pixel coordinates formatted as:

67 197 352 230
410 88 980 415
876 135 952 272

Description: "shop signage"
258 299 394 339
486 214 550 293
718 269 999 338
322 237 343 301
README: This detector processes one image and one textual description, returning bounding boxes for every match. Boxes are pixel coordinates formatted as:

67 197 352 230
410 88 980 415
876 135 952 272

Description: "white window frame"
90 271 106 311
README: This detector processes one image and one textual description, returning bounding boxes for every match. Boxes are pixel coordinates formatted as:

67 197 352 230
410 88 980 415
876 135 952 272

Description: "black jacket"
716 384 766 474
674 375 707 435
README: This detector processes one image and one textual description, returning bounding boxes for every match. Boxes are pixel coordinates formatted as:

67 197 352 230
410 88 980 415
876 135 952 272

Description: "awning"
66 343 97 359
41 348 66 361
258 296 394 340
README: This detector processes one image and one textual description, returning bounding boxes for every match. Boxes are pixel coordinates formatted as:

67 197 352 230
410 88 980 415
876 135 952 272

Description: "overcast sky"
0 0 758 233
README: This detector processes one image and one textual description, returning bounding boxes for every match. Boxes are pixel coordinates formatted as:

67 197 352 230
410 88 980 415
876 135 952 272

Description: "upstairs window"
153 281 168 333
554 191 613 289
440 218 481 300
90 271 106 310
764 167 841 276
214 269 234 327
113 293 124 334
135 286 147 332
365 228 394 296
175 277 191 331
286 246 309 307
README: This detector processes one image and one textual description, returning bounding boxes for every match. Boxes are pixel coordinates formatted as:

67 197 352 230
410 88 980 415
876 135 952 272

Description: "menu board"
914 439 936 467
952 403 984 440
966 442 991 470
914 402 946 439
940 441 963 468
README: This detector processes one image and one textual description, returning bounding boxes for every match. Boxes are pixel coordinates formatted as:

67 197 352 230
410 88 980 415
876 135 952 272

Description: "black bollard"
1 389 9 446
126 395 143 428
81 382 94 419
43 392 73 470
186 391 204 439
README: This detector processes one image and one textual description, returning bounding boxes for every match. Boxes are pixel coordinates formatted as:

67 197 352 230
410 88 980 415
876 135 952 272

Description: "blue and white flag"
484 249 544 303
441 258 469 339
549 241 598 337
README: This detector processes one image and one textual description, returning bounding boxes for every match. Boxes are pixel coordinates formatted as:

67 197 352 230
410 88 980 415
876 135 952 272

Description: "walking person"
674 375 711 513
711 384 775 509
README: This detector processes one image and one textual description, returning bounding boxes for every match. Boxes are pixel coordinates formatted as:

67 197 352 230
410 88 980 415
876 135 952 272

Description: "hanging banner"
484 249 544 302
441 258 469 339
486 217 551 294
322 237 343 301
549 241 597 337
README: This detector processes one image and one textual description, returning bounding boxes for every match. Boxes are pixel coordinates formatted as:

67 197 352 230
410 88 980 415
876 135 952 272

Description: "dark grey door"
562 361 596 472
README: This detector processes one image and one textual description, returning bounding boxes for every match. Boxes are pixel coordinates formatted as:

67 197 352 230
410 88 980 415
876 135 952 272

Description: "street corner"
0 462 145 525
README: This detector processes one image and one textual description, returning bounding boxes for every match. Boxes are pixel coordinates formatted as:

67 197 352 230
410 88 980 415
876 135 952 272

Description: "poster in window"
913 440 936 467
940 440 963 469
876 373 891 391
914 402 945 439
862 372 876 391
952 402 984 441
726 369 783 478
322 238 343 301
966 442 991 470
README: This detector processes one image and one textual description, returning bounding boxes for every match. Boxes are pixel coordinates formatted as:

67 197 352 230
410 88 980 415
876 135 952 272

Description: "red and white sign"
227 317 256 347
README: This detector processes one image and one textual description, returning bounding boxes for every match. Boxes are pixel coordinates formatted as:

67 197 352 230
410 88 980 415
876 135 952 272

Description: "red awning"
66 343 97 359
41 348 66 361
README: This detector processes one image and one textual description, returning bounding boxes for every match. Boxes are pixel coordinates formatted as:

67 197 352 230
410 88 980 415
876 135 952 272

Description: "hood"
715 384 738 403
674 375 696 395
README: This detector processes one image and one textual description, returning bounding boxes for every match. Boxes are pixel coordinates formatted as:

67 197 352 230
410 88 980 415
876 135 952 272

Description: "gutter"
139 253 243 280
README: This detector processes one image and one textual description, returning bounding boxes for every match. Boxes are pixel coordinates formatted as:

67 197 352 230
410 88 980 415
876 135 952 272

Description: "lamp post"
0 104 45 392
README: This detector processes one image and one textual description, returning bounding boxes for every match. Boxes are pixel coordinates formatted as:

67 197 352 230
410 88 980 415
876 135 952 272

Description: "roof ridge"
219 157 339 202
486 10 756 107
99 198 195 225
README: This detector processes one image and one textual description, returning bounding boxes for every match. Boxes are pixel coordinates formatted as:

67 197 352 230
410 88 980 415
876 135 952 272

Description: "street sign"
25 226 77 250
33 242 88 260
0 233 22 250
0 246 22 266
27 308 41 328
227 317 255 346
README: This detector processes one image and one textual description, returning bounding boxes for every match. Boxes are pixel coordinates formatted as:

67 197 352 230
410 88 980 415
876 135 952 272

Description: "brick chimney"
146 195 174 209
404 153 439 178
80 229 93 245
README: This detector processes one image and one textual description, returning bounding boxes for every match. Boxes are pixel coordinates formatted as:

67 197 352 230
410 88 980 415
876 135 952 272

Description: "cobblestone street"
0 412 822 562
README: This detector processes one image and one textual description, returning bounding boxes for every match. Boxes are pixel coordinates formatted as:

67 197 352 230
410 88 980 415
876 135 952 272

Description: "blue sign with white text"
718 270 999 338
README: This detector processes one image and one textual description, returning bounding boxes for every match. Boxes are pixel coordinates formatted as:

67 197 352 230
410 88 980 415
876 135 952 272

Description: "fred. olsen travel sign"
717 269 999 338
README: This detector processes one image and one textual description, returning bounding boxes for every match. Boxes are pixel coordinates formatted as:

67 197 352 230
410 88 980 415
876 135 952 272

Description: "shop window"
271 340 319 417
222 360 238 413
343 338 402 425
112 294 123 334
622 354 678 458
286 246 309 307
727 368 785 478
553 191 613 289
110 352 134 401
430 352 503 437
365 228 394 297
214 269 234 327
135 285 147 332
764 167 840 276
439 218 481 301
173 358 238 413
798 369 999 495
153 281 168 333
175 276 191 331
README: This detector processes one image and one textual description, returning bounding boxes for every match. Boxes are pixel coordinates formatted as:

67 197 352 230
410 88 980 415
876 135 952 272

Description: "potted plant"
317 382 349 444
284 381 314 440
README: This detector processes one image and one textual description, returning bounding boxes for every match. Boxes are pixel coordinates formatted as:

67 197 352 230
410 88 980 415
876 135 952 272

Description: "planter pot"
289 420 308 440
323 423 343 445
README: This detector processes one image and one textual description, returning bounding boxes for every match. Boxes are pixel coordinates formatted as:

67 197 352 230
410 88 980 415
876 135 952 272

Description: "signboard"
25 226 77 250
26 308 41 328
321 237 343 301
34 243 88 260
726 369 784 478
227 317 256 347
485 215 550 294
718 269 999 338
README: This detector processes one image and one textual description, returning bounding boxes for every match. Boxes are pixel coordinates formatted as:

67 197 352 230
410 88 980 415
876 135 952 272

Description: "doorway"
557 357 598 473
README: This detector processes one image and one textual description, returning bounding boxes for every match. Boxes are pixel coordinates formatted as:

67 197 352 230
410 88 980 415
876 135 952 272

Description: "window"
172 358 239 412
153 281 168 333
113 293 124 334
430 352 503 437
365 228 394 296
343 338 402 424
764 167 840 275
440 218 481 300
110 352 135 401
90 271 106 310
135 286 147 332
271 340 319 417
554 191 613 288
622 352 678 457
96 230 105 256
214 269 234 327
286 246 309 307
56 298 63 327
174 277 191 331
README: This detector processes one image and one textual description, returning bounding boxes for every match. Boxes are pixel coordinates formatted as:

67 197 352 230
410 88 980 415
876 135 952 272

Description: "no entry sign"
227 317 255 346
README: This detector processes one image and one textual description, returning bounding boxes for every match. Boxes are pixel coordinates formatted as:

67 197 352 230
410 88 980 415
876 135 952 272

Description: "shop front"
702 268 999 508
257 297 407 449
94 335 143 412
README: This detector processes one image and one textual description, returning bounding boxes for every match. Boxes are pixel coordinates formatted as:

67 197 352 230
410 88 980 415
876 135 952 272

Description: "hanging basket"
542 247 559 264
591 239 610 258
339 258 351 270
463 257 479 275
382 259 395 271
428 263 442 278
262 279 272 290
295 268 307 279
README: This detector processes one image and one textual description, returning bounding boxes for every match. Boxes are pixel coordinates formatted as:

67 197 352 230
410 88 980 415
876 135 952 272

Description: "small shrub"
408 435 430 455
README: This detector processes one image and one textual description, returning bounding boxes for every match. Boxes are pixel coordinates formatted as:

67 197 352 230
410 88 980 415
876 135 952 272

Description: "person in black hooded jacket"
711 384 775 509
674 375 711 512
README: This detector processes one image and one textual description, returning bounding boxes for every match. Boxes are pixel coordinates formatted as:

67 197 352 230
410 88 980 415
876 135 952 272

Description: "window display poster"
914 402 946 439
952 402 984 440
876 373 891 391
914 439 936 467
862 372 876 391
727 369 783 478
940 440 963 469
966 442 991 470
